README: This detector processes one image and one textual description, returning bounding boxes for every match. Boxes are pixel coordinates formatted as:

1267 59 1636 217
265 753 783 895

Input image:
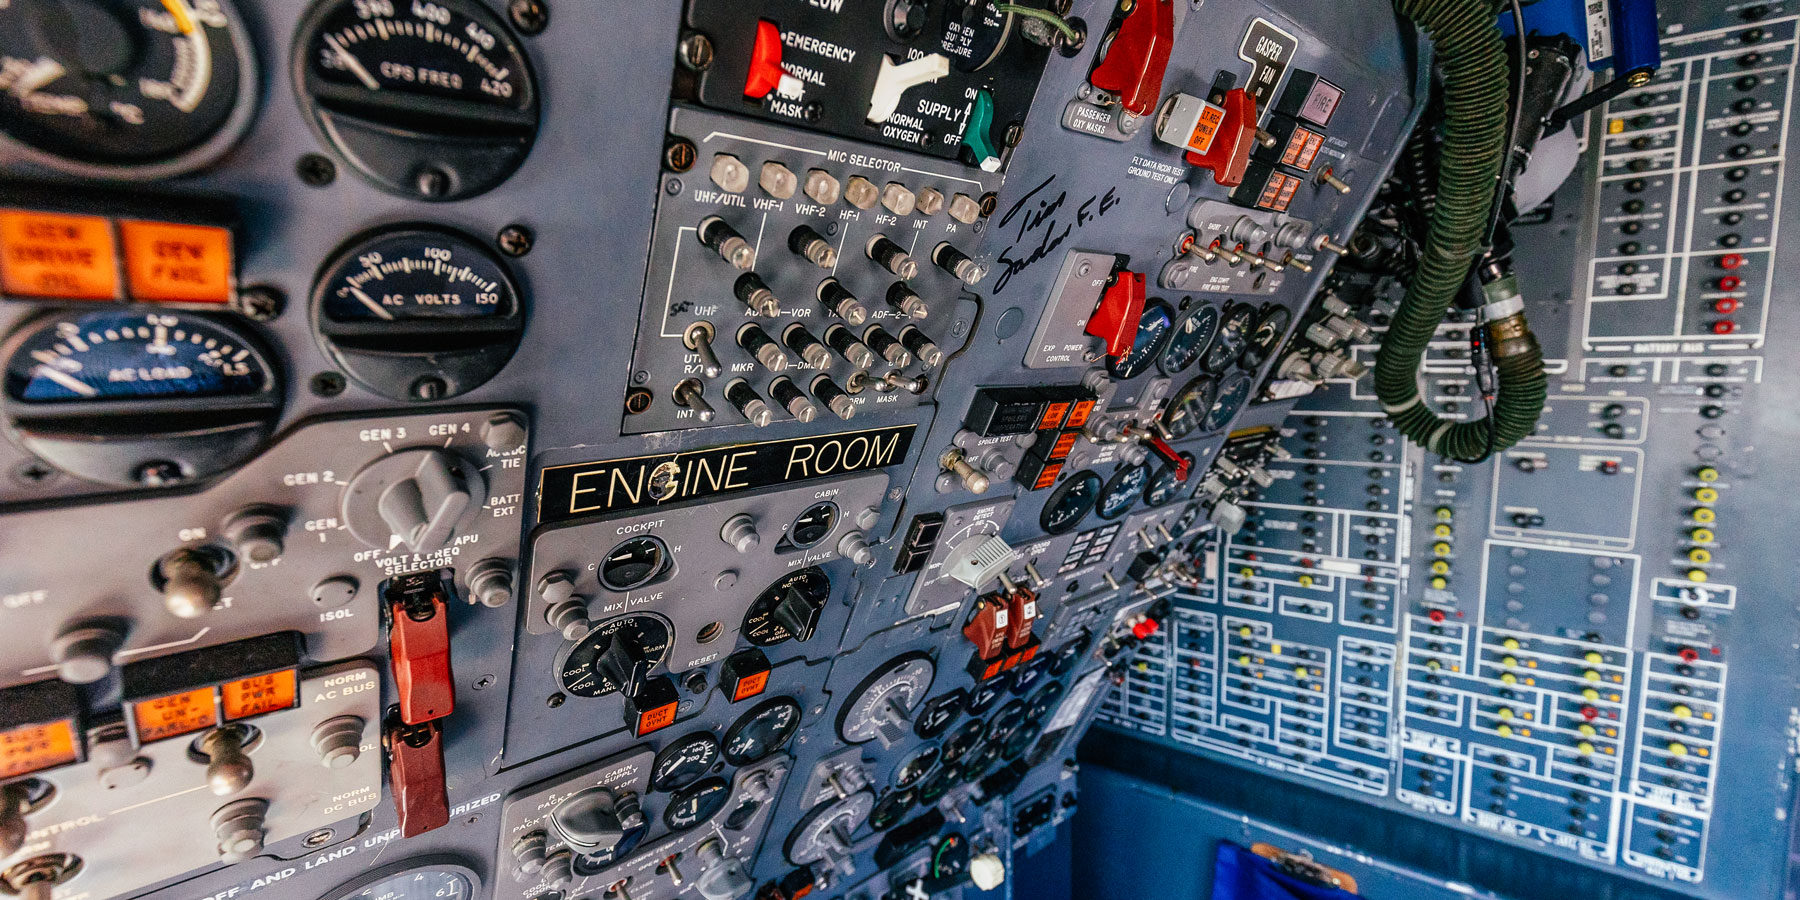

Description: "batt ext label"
537 425 916 523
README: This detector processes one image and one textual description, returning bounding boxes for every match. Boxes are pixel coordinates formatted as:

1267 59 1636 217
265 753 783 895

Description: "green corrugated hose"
1374 0 1547 460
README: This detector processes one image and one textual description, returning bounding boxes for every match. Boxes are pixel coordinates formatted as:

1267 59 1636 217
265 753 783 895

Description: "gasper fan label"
537 425 916 523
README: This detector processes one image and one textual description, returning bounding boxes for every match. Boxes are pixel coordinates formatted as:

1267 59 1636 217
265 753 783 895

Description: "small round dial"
1040 469 1101 535
321 861 475 900
2 310 280 485
1007 655 1049 695
941 719 984 765
1107 299 1174 380
959 741 1000 781
838 653 935 745
722 696 802 765
294 0 539 200
650 731 720 792
599 536 672 591
1162 375 1217 439
741 567 830 646
1144 457 1192 507
1240 305 1291 371
913 689 966 740
939 1 1015 72
554 613 672 698
892 744 940 790
965 679 1003 716
312 226 524 401
1026 679 1067 722
931 833 971 882
1049 636 1087 676
1204 372 1254 433
1159 303 1220 375
868 788 915 831
985 699 1027 745
1002 720 1042 760
1097 463 1148 520
0 0 258 177
1203 303 1257 373
917 763 959 804
663 776 730 831
786 501 837 549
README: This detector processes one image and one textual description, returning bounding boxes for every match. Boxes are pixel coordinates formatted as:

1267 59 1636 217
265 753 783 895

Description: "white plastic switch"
866 53 950 124
969 853 1006 891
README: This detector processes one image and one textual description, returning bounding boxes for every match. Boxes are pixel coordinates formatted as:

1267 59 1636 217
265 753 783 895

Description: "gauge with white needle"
0 0 259 178
311 225 525 402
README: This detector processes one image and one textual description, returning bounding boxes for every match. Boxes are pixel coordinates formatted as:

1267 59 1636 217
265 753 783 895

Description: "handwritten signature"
992 175 1121 293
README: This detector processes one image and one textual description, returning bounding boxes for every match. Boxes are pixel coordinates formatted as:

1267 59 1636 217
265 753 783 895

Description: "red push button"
1718 275 1743 290
1711 320 1737 334
1085 269 1146 360
1718 253 1745 269
1713 297 1740 314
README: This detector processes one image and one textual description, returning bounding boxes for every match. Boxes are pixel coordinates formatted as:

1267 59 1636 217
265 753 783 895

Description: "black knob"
597 631 652 698
771 585 826 642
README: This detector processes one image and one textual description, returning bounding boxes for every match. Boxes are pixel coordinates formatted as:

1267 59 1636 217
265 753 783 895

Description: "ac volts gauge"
0 0 259 178
1 309 280 486
311 226 524 401
293 0 540 200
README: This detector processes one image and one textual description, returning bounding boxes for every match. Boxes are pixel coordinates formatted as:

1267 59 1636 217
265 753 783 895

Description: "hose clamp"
1479 295 1524 322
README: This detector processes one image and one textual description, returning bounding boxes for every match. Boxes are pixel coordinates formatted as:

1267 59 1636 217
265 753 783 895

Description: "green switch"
963 90 1000 172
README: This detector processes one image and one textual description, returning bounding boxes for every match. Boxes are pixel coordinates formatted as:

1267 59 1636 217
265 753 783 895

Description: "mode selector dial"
550 787 648 863
342 449 484 553
597 631 653 699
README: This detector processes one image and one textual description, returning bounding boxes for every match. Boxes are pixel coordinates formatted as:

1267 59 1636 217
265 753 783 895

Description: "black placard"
538 425 916 523
1237 18 1301 119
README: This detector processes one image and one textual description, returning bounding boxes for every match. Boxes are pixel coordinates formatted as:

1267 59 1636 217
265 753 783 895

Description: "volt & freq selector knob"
340 448 484 553
311 227 526 401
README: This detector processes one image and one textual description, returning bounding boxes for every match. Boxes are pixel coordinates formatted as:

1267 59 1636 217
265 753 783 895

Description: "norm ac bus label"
537 425 916 523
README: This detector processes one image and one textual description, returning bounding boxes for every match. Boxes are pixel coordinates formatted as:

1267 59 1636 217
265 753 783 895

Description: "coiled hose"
1374 0 1547 460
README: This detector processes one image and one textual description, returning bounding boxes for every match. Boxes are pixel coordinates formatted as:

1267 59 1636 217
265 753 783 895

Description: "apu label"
538 425 915 522
1237 18 1300 117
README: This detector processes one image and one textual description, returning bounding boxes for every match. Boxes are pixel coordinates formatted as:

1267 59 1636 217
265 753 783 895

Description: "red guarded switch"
386 570 455 726
1088 0 1175 116
963 593 1010 661
1136 427 1191 481
745 20 787 99
385 715 449 838
1004 587 1039 649
1085 269 1146 361
1186 89 1260 187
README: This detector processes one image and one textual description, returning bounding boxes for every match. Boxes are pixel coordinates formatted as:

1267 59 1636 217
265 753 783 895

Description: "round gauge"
321 860 476 900
939 1 1015 72
917 762 959 804
931 833 971 882
868 788 915 831
0 0 258 178
1144 457 1192 507
785 792 874 867
650 731 720 792
1161 375 1217 440
913 689 966 740
1048 636 1086 676
964 679 1003 716
722 695 802 765
1204 372 1254 433
786 501 837 549
1240 305 1292 371
663 776 730 831
1002 720 1042 760
554 613 672 698
892 744 940 789
985 699 1027 744
1007 655 1048 695
599 536 672 591
2 310 280 486
293 0 540 200
741 567 830 646
1203 303 1257 373
940 719 984 765
311 226 524 401
1107 299 1174 380
959 741 1000 782
1097 463 1148 520
838 652 935 745
1027 679 1067 721
1159 303 1220 375
1040 469 1101 535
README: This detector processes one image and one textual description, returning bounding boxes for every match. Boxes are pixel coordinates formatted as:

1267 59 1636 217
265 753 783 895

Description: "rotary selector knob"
693 838 756 900
771 583 826 643
785 791 873 879
597 631 653 699
341 449 484 552
839 652 935 748
969 853 1006 890
551 787 647 858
